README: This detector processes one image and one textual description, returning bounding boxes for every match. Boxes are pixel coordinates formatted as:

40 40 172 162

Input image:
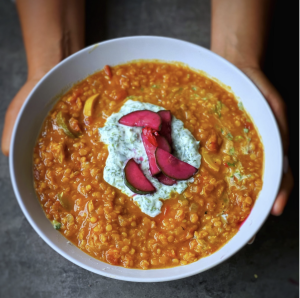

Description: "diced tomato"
205 131 222 152
84 116 93 126
34 170 40 180
72 89 83 98
244 122 253 131
110 89 128 101
105 249 120 265
69 117 81 132
104 65 112 79
224 163 229 168
207 141 218 151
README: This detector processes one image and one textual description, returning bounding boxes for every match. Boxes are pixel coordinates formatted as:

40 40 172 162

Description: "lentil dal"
33 62 264 269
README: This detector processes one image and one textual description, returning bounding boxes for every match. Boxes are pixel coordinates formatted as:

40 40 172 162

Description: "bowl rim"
9 35 283 282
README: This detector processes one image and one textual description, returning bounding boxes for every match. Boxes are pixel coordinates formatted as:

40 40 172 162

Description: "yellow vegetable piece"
83 93 100 117
58 192 73 210
201 148 220 172
56 111 77 138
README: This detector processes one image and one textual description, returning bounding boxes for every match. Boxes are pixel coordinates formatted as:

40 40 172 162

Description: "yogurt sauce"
99 99 201 217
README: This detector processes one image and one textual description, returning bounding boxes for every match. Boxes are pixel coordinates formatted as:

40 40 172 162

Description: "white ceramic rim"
9 36 283 282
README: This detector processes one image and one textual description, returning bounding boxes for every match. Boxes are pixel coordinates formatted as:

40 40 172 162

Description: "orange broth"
33 62 263 269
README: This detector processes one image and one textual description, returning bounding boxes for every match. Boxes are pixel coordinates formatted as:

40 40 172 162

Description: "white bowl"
10 36 283 282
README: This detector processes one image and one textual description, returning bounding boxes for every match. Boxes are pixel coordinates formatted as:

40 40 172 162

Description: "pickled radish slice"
156 135 171 152
156 173 177 186
142 134 171 176
155 148 198 180
157 110 172 148
119 110 161 130
124 159 156 194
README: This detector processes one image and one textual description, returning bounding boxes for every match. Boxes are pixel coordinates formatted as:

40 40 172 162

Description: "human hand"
239 66 294 216
211 0 294 216
1 77 42 156
2 0 85 156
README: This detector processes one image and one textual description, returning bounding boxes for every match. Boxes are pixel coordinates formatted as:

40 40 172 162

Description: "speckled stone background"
0 1 298 297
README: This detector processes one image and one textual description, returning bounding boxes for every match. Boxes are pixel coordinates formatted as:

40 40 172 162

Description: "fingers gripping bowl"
10 36 282 282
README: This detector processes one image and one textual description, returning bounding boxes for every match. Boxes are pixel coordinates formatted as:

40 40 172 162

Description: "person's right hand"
2 0 85 156
1 77 41 156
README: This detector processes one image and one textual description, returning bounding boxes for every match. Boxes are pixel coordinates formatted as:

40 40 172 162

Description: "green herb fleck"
238 102 244 111
192 86 197 91
243 128 249 133
226 133 233 140
234 135 244 141
214 101 223 118
151 84 159 89
234 171 242 180
140 87 144 91
227 162 236 167
52 220 61 230
190 94 200 100
229 148 235 155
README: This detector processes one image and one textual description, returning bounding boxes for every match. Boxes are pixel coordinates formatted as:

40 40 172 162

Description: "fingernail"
248 235 256 245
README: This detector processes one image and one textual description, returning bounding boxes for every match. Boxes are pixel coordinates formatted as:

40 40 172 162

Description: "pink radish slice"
155 148 198 180
124 159 156 194
156 135 171 152
156 173 177 186
119 110 161 130
157 110 172 148
142 134 171 176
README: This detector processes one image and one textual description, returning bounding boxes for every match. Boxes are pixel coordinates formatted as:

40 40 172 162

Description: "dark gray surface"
0 1 298 298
